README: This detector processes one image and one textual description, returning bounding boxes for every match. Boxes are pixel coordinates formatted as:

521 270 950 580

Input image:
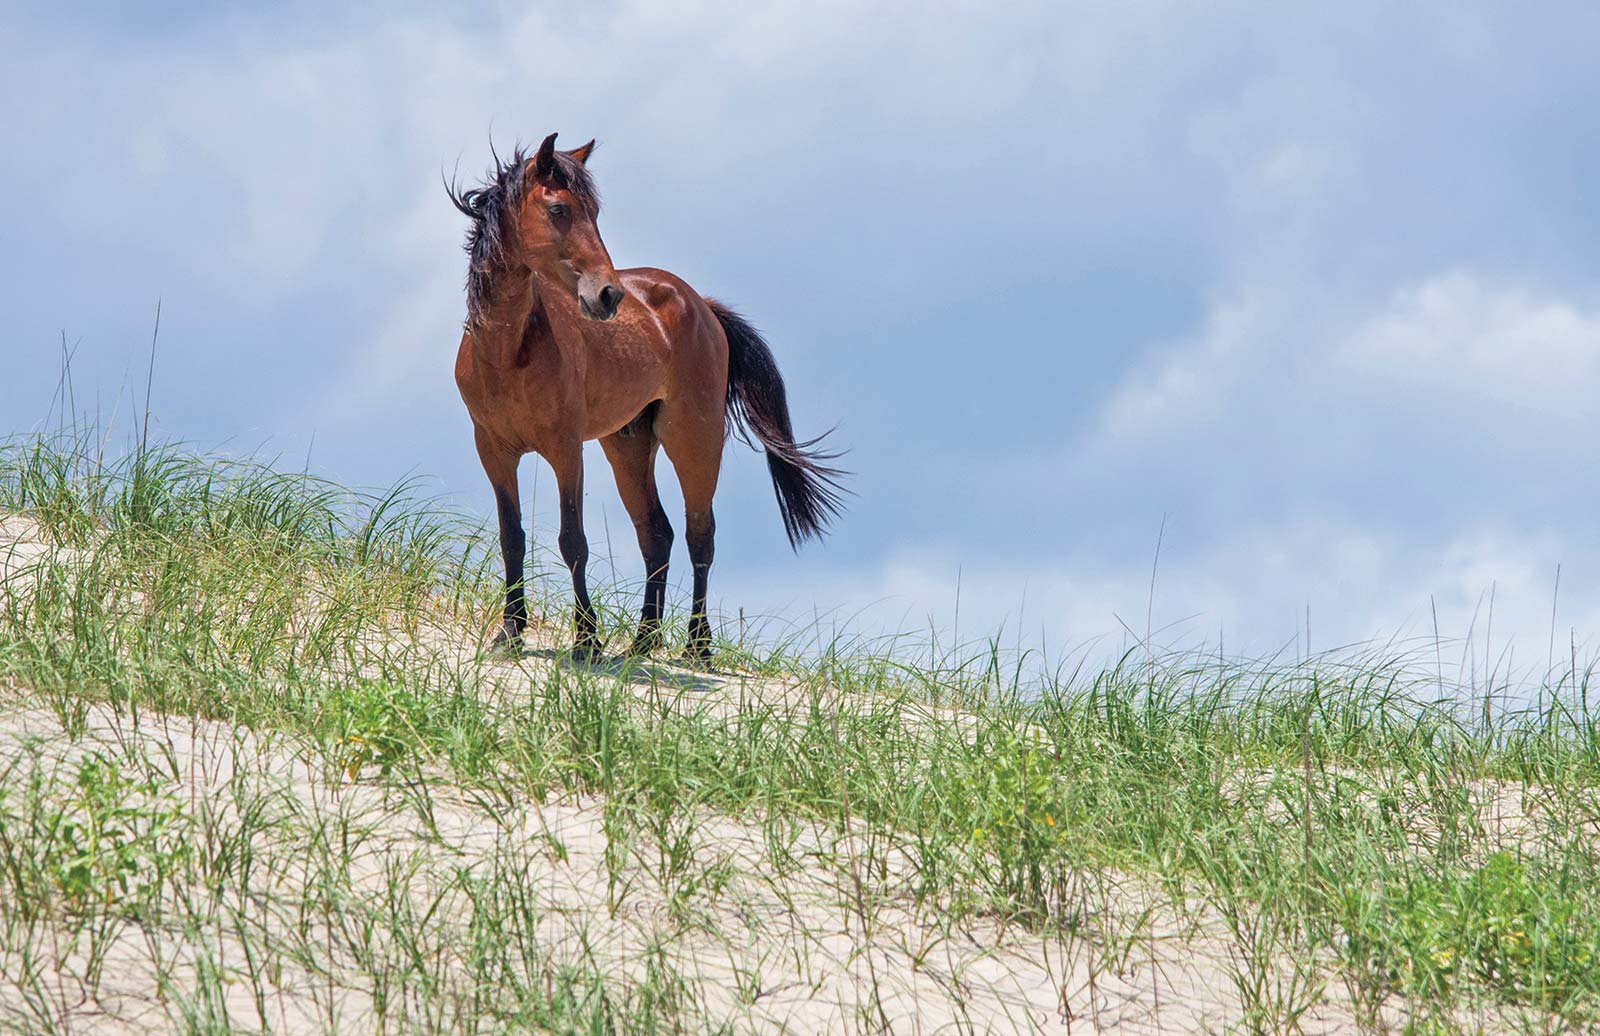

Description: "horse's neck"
470 276 542 368
469 270 585 369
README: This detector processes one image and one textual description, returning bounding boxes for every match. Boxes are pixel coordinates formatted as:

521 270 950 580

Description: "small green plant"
959 736 1071 922
332 682 425 778
0 751 192 927
53 756 175 913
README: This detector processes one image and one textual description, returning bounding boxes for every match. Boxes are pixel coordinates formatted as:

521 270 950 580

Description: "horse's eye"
547 203 568 219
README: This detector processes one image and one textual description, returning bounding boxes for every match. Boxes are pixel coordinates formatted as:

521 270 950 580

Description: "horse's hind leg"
474 426 526 648
545 441 601 661
657 405 723 664
600 426 673 655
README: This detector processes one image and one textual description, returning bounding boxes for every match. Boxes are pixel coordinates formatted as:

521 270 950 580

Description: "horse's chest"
457 349 573 452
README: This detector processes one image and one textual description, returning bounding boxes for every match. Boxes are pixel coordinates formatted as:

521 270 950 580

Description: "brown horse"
448 133 845 662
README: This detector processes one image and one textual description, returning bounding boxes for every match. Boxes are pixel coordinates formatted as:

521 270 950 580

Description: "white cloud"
1337 273 1600 410
1087 271 1600 480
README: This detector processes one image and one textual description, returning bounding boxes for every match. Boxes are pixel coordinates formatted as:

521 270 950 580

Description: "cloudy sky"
5 2 1599 678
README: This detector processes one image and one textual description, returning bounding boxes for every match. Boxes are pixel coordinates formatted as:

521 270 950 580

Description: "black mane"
445 140 601 325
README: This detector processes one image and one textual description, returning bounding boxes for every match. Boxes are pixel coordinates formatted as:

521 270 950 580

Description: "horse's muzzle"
581 284 625 321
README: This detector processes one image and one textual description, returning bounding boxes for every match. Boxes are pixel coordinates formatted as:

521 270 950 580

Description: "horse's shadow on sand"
514 647 724 695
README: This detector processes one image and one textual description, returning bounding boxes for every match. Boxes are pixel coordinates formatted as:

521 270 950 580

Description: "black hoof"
570 638 603 665
683 618 714 666
628 625 663 657
489 621 524 655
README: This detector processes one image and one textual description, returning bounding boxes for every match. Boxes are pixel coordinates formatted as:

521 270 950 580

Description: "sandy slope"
0 700 1376 1035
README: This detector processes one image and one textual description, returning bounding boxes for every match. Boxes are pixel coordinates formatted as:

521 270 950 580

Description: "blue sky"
5 2 1600 675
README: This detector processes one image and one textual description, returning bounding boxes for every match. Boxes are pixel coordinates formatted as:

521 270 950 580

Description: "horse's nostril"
600 285 624 315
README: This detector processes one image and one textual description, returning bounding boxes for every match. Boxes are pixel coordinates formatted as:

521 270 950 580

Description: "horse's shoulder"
619 268 684 310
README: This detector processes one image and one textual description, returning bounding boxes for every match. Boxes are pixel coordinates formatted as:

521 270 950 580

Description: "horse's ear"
565 139 596 166
532 132 560 181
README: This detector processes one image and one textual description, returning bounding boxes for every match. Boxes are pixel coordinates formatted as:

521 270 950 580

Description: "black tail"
710 300 849 549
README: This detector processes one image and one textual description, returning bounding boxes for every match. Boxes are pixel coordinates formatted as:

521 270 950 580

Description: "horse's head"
450 133 625 327
515 133 624 321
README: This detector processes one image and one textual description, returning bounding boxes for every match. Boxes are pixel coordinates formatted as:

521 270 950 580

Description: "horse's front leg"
548 441 601 661
475 427 527 649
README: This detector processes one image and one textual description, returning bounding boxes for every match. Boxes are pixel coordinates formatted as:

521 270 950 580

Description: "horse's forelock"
539 150 600 218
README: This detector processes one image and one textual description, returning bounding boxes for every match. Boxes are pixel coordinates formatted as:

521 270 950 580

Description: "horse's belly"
583 348 667 438
584 388 661 440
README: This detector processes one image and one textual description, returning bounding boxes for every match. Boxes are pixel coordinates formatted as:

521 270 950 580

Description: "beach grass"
1 433 1597 1034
